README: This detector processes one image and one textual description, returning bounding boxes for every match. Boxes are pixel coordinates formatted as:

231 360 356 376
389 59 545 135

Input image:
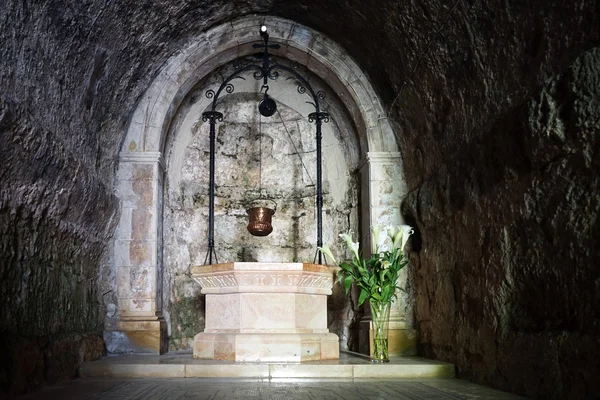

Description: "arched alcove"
106 15 411 355
162 56 361 348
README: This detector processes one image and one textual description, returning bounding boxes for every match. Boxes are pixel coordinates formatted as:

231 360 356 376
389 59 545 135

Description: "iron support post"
309 112 329 265
202 111 223 265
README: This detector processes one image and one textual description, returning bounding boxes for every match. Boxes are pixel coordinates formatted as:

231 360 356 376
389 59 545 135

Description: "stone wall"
402 47 600 400
0 97 116 393
0 2 121 393
162 61 361 350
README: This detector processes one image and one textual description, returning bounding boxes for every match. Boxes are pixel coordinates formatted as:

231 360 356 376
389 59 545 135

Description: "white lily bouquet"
319 224 414 362
319 225 414 307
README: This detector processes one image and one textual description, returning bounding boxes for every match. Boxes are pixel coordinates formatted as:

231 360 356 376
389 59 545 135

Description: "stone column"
105 151 168 354
358 152 416 356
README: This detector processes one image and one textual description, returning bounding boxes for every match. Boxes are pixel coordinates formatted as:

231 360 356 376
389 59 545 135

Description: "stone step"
78 352 455 379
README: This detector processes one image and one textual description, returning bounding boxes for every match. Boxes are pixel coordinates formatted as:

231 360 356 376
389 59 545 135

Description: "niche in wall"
161 56 362 350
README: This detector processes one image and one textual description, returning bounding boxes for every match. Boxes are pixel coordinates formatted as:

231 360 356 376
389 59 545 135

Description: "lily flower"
318 245 337 264
400 225 414 250
387 226 397 246
339 231 360 261
387 226 402 249
349 241 360 260
339 231 354 247
370 225 381 251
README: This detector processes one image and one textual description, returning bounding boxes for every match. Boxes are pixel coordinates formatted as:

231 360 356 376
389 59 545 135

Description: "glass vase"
370 301 391 363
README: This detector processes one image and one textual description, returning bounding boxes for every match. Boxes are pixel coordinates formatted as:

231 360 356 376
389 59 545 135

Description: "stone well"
191 262 340 362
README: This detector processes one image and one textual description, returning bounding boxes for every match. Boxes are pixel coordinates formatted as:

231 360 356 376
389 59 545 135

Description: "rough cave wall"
0 58 115 395
401 45 600 400
162 63 361 350
0 1 131 394
0 97 114 394
281 10 598 396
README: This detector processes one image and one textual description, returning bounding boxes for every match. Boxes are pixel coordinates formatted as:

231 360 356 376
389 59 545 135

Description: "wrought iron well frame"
202 26 329 265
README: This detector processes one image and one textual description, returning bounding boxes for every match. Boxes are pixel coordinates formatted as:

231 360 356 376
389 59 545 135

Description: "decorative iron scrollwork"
267 69 279 80
202 111 224 123
308 112 330 124
253 69 264 80
285 76 306 95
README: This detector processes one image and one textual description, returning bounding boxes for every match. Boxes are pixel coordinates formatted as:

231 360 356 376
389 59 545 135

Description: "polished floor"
7 352 528 399
13 377 528 400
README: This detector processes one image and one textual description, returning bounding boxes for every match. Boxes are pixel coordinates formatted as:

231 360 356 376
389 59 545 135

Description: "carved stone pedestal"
191 262 339 362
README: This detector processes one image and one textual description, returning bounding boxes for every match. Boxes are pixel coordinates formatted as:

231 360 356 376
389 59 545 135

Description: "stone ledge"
78 352 455 379
192 263 334 295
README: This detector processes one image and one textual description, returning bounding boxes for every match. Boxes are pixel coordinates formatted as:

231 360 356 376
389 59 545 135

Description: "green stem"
371 301 390 362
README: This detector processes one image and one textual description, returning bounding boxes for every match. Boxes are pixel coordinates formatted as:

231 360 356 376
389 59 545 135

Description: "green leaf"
339 262 352 272
382 285 390 300
368 275 375 287
343 275 353 294
358 289 368 306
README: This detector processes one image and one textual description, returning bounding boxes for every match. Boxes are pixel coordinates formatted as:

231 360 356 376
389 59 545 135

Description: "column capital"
359 151 402 171
366 151 402 163
119 151 165 170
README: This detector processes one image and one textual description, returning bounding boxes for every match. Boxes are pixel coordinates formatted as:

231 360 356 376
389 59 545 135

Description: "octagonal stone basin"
191 262 340 362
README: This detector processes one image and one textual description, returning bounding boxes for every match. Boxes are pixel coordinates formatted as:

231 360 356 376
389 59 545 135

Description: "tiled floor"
13 377 528 400
6 352 529 399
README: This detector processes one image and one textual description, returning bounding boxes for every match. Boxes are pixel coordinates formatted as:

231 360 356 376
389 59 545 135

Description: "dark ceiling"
0 0 598 187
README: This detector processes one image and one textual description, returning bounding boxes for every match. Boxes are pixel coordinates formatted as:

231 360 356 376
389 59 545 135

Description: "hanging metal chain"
276 108 315 187
259 111 263 196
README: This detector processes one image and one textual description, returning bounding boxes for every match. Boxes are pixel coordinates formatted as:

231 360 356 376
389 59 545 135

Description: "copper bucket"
247 206 275 236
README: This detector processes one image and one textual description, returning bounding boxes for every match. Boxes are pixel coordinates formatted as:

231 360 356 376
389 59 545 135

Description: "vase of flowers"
319 224 413 363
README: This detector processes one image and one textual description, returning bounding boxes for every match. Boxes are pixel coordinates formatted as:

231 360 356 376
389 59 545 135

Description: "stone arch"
121 16 396 155
107 15 408 354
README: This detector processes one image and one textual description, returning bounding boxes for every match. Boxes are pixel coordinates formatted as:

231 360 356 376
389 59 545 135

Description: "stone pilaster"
358 152 416 356
105 151 168 354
